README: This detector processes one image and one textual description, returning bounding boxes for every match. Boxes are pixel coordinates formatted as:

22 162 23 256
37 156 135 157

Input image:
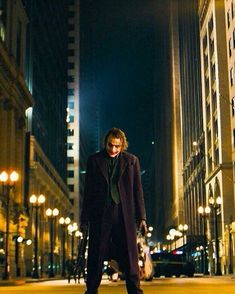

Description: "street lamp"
178 224 188 247
0 170 19 280
178 224 188 260
13 235 32 277
198 206 210 275
208 195 222 276
46 208 59 277
29 194 46 278
67 222 80 259
59 216 71 277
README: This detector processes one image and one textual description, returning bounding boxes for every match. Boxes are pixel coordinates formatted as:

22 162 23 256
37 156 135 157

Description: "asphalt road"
1 277 235 294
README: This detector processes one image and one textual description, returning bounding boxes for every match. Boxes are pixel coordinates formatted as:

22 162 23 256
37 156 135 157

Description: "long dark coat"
81 149 146 279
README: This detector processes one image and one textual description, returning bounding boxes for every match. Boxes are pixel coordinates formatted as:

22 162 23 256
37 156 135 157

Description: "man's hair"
103 127 128 151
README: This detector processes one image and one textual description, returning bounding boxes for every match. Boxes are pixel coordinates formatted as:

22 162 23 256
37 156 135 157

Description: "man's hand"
139 219 148 236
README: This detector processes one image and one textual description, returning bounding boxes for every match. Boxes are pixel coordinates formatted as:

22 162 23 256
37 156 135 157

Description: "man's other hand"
139 220 148 236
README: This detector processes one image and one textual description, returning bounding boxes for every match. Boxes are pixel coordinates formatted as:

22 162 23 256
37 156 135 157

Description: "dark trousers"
85 203 143 294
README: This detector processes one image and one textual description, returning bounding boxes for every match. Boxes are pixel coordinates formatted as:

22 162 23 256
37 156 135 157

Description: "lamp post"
46 208 59 278
178 224 188 247
178 224 188 260
67 222 80 259
59 216 71 277
0 170 19 280
198 206 210 275
29 194 46 278
13 236 32 277
168 228 182 251
209 195 222 276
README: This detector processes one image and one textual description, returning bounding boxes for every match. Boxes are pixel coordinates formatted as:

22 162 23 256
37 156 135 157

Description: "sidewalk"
0 276 64 286
1 274 235 287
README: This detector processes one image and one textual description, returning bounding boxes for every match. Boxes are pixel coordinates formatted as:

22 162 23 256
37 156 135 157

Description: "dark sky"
80 0 161 170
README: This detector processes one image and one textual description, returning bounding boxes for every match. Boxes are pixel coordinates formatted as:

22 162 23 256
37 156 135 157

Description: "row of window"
228 29 235 57
227 1 235 29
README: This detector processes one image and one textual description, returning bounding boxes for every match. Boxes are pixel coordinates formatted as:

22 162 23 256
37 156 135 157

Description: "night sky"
80 0 162 166
80 0 169 230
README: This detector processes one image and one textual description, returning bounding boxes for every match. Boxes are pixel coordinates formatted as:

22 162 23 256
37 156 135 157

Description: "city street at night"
1 277 235 294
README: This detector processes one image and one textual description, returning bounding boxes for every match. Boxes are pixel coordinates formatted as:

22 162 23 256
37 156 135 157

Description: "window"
68 36 75 43
68 11 75 18
68 49 75 56
208 16 214 34
68 184 74 192
68 89 74 96
67 143 74 150
67 170 74 178
233 29 235 48
229 38 232 57
68 101 74 109
68 157 74 164
68 115 74 123
16 19 22 67
232 97 235 116
227 9 231 28
67 129 74 136
68 23 75 31
233 129 235 148
0 0 7 41
68 75 74 83
68 63 74 70
230 67 234 86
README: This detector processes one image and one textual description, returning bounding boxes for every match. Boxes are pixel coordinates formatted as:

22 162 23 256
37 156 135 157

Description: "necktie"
109 157 120 204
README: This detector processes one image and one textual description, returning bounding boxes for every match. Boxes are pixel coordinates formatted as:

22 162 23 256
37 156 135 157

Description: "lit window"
68 101 74 109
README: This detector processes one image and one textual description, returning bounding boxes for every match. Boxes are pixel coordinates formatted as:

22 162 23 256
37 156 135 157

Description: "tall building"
224 0 235 274
23 0 68 181
20 0 72 277
198 0 234 275
177 0 206 265
152 0 176 242
66 0 80 223
0 0 33 279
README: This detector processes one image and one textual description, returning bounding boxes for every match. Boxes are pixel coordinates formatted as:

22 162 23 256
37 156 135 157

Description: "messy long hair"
103 127 128 151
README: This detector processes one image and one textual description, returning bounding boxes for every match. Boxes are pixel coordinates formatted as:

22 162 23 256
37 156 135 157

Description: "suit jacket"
81 149 146 272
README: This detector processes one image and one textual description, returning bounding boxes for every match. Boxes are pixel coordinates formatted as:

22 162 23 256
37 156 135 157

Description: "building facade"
0 0 76 279
177 0 206 269
198 0 234 275
66 0 80 224
0 0 33 279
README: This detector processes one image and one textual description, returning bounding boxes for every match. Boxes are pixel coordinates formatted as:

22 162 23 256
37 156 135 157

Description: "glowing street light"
208 196 222 276
29 194 46 278
0 170 19 280
59 216 71 276
46 208 59 277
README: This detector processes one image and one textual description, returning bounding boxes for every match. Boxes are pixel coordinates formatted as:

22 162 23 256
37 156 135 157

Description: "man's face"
106 136 122 157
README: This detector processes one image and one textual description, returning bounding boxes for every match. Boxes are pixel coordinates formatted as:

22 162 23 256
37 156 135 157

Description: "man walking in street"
80 127 148 294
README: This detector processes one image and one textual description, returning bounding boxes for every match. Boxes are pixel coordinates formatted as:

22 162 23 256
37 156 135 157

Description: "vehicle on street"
151 251 195 277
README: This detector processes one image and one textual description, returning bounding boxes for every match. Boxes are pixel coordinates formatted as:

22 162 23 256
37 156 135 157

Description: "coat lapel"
118 152 128 182
96 150 108 183
96 150 128 183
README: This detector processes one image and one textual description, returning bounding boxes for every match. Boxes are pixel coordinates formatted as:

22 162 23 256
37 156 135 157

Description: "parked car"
151 251 195 277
